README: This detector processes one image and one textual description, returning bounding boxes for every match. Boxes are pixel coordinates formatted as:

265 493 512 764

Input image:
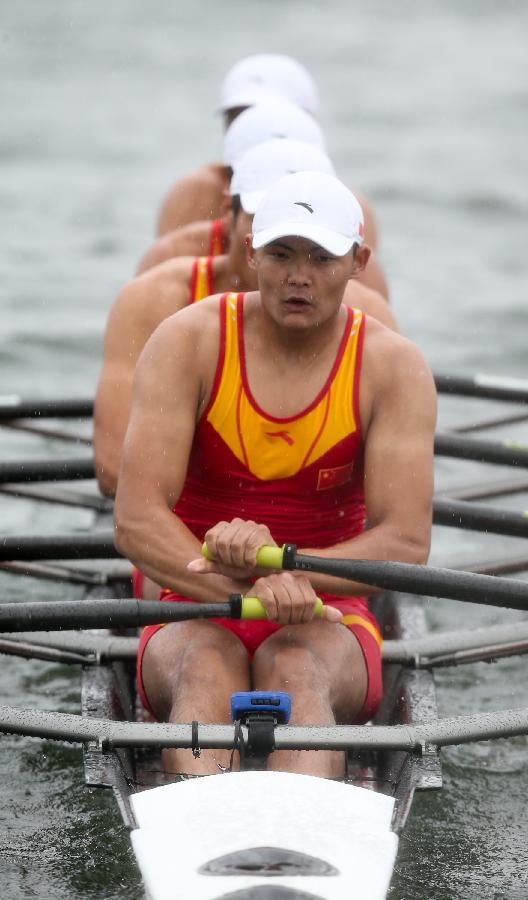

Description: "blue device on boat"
230 691 292 724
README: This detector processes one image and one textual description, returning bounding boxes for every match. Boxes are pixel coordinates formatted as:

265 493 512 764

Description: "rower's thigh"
252 622 368 722
142 620 249 718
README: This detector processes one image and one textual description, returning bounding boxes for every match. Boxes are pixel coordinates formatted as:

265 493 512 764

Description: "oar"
439 475 528 502
0 531 118 560
435 433 528 468
452 553 528 577
0 595 326 632
432 497 528 538
0 531 528 608
447 409 528 434
0 457 95 484
203 543 528 611
1 419 92 444
0 484 112 512
0 396 93 421
434 372 528 404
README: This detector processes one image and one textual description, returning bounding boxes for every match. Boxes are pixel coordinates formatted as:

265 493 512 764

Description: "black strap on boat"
245 717 276 770
191 720 201 758
229 720 246 771
229 715 276 771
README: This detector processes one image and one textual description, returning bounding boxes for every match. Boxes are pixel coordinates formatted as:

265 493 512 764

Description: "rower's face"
247 236 355 330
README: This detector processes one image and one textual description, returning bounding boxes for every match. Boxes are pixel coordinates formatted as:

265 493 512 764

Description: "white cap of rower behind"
231 139 335 214
224 99 325 168
220 54 318 116
252 171 365 257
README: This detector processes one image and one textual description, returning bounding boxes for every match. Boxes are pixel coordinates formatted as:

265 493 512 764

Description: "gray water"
1 1 528 897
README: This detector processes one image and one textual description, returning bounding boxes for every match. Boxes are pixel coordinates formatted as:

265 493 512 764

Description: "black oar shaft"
0 398 93 421
0 458 95 484
0 600 233 632
0 531 119 561
434 373 528 404
289 553 528 611
433 497 528 538
435 433 528 468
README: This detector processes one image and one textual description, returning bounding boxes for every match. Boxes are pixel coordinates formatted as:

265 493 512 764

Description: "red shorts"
136 592 383 725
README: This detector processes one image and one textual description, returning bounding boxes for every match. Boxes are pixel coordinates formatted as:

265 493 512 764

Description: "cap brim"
252 221 355 256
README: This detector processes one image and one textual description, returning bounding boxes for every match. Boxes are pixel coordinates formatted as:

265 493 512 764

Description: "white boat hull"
131 770 398 900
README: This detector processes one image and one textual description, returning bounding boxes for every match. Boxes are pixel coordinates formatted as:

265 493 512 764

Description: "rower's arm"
114 306 251 601
298 331 436 596
93 282 147 496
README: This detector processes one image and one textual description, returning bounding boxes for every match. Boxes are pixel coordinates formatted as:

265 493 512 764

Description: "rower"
155 54 379 248
94 140 397 498
114 171 436 778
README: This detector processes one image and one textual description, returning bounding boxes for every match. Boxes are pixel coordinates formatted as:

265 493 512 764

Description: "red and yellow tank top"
209 218 227 256
189 256 214 303
175 292 367 553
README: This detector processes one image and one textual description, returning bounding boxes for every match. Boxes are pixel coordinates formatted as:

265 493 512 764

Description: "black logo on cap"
294 202 314 214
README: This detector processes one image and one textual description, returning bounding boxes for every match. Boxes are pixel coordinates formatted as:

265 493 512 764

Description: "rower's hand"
251 573 342 625
187 518 278 580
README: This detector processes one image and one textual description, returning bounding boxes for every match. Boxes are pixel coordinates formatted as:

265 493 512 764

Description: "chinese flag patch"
317 462 354 491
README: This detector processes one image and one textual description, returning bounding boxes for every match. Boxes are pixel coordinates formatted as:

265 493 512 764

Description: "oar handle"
201 541 296 570
202 542 322 618
239 595 324 619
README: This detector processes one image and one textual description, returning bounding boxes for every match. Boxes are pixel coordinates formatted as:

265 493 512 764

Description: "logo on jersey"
294 201 314 214
265 430 295 446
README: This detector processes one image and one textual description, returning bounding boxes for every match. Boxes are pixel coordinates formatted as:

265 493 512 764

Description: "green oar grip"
201 542 286 569
241 596 324 619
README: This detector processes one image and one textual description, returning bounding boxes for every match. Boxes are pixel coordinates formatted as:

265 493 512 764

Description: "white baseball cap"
231 139 335 214
223 99 325 168
220 54 318 116
252 171 365 257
